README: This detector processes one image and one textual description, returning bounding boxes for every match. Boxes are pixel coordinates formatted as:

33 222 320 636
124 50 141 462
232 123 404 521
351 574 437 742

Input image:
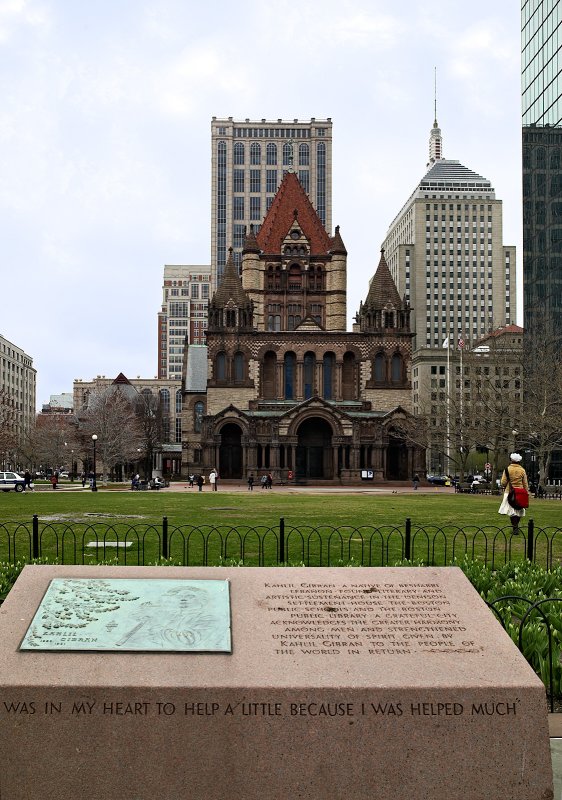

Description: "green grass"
0 488 560 568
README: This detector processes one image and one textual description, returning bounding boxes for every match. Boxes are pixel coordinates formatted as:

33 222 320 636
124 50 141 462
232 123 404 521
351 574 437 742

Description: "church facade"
181 171 424 483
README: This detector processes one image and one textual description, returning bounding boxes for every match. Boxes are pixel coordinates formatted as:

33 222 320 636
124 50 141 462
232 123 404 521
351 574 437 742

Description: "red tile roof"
256 172 334 254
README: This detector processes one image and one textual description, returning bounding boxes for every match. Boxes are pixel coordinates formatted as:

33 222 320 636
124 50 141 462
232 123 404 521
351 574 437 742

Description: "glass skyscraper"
522 0 562 343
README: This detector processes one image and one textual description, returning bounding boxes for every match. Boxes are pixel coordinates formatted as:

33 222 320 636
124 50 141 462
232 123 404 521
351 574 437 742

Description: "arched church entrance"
386 432 408 480
296 417 333 480
218 423 243 479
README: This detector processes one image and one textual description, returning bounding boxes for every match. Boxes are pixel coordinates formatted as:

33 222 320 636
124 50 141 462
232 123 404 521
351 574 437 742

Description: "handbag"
504 467 530 510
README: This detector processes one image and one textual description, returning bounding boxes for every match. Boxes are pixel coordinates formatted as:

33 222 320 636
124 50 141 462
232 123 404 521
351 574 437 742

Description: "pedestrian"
266 472 273 489
209 469 218 491
131 474 140 491
189 474 194 489
261 474 267 490
51 472 58 490
197 474 204 492
81 471 86 488
23 470 32 490
247 473 254 491
413 473 420 490
498 453 529 532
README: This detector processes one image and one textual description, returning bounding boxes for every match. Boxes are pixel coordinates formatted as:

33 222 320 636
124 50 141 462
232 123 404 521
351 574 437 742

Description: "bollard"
279 517 285 564
162 516 169 560
32 514 39 559
405 518 412 561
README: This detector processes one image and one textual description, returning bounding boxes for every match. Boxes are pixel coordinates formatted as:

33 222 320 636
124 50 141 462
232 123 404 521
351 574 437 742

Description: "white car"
0 471 26 492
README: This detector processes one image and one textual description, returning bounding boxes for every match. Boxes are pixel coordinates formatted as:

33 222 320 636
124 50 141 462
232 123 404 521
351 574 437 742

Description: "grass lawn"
0 487 560 568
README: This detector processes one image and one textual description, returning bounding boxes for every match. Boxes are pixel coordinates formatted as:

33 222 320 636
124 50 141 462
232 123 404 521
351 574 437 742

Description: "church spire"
427 67 443 167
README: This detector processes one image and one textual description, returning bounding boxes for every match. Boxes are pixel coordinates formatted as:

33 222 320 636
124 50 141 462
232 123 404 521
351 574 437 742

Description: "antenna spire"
434 67 437 124
427 68 443 167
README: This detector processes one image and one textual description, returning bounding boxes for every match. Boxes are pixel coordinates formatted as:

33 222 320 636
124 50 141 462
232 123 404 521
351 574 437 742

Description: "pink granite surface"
0 565 553 800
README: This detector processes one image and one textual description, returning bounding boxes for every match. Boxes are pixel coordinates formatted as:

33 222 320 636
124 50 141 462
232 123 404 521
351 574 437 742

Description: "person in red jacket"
498 453 529 531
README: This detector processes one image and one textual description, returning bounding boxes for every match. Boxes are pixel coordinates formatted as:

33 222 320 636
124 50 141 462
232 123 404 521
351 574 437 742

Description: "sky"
0 0 521 409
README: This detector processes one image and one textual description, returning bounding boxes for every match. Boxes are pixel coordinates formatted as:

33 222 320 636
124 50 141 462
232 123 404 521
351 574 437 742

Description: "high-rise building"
382 118 516 351
210 117 333 288
522 0 562 345
0 334 36 466
157 265 211 380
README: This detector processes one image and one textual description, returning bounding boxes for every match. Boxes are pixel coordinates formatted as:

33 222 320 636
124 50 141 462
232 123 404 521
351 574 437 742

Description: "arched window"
288 263 302 290
304 352 316 399
250 142 261 165
284 352 296 399
263 351 276 399
234 142 245 165
266 143 277 165
226 309 236 327
194 401 204 433
298 143 309 166
159 388 170 413
175 389 182 413
234 352 244 383
342 352 356 400
323 352 335 400
374 353 386 383
391 354 403 384
175 418 182 443
216 352 226 381
283 143 293 166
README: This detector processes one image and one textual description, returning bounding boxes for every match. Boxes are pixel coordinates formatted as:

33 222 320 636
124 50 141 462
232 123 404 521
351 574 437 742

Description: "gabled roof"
256 172 332 254
364 249 402 308
112 373 132 385
295 315 324 332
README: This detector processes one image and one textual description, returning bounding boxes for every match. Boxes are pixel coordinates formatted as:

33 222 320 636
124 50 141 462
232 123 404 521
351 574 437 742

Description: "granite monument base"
0 565 553 800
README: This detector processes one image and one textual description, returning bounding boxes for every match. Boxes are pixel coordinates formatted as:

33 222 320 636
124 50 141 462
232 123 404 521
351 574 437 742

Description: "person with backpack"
498 453 529 531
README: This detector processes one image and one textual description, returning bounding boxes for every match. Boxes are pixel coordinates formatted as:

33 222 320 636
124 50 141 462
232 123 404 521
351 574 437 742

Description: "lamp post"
91 434 98 492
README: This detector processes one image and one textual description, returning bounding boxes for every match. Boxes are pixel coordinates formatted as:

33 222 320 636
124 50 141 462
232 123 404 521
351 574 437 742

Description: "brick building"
182 171 424 483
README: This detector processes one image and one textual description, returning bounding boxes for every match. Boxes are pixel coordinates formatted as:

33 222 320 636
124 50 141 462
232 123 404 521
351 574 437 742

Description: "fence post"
405 518 411 562
527 519 534 563
279 517 285 564
32 514 39 559
162 516 169 560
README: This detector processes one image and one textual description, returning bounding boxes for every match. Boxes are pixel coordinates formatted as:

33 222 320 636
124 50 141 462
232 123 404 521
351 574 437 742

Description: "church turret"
208 247 254 332
357 249 411 333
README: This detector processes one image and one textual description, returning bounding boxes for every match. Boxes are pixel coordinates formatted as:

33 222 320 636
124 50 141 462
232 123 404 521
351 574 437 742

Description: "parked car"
58 471 69 478
427 475 452 487
0 471 26 492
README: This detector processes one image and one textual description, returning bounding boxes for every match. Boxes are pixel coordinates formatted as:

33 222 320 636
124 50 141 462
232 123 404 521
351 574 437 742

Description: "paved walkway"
33 481 455 495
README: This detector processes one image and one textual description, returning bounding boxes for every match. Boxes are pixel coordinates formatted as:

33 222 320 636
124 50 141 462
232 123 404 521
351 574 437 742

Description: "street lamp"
91 434 98 492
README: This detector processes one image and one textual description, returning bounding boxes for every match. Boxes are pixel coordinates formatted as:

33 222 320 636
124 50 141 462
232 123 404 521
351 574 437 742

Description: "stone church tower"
182 171 424 483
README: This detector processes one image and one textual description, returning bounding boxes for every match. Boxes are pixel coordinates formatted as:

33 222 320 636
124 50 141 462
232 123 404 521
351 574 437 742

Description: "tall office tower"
210 117 333 288
0 334 36 464
522 0 562 345
382 118 516 350
157 265 211 380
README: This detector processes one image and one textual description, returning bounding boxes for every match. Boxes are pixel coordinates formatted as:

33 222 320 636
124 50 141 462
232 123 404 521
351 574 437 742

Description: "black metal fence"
1 516 562 569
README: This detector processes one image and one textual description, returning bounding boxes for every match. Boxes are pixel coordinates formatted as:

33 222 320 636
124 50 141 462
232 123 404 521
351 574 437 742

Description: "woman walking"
499 453 529 532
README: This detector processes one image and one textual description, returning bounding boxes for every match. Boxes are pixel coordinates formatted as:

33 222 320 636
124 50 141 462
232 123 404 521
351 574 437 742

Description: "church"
181 170 424 483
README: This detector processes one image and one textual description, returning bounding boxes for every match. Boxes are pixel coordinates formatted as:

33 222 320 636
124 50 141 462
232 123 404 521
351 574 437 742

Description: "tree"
135 391 163 480
34 415 80 473
519 326 562 488
0 389 17 468
81 389 143 480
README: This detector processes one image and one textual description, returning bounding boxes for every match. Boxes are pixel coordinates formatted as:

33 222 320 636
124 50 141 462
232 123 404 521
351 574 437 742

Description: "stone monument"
0 564 553 799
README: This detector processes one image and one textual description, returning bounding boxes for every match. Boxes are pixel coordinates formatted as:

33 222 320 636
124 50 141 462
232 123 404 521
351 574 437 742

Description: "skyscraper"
210 117 332 289
522 0 562 345
157 265 211 380
382 118 516 350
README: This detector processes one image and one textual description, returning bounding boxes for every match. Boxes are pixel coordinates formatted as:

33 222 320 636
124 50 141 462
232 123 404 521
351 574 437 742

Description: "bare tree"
520 327 562 488
0 389 17 468
34 415 80 473
135 391 162 480
80 389 143 479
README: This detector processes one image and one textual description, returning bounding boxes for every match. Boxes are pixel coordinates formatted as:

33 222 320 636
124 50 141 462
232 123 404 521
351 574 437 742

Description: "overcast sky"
0 0 521 408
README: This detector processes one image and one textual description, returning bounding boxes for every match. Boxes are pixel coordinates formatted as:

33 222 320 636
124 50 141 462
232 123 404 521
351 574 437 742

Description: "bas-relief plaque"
20 578 231 653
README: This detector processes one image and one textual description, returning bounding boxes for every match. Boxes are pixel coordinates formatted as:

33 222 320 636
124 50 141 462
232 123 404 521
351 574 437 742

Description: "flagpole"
446 331 450 472
458 331 464 463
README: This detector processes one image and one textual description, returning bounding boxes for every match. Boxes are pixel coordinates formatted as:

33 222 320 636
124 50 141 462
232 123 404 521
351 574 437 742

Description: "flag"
458 334 465 349
442 336 449 348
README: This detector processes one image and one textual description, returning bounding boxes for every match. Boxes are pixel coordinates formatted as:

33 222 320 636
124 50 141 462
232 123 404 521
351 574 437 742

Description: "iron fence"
1 516 562 569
